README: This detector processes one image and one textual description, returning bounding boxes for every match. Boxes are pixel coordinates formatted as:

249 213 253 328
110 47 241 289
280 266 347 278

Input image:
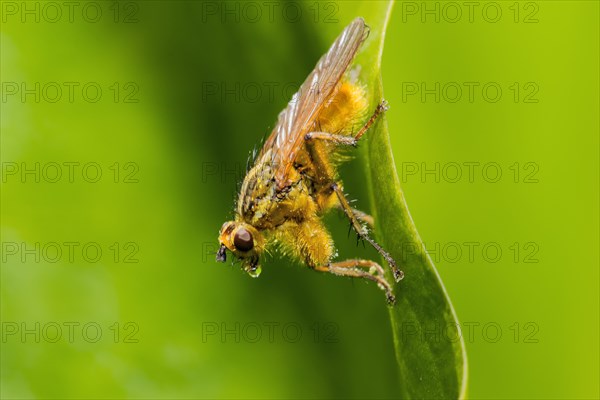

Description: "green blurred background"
1 1 598 398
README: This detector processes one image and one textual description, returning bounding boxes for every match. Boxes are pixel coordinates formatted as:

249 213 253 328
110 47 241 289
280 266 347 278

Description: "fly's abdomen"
316 80 368 135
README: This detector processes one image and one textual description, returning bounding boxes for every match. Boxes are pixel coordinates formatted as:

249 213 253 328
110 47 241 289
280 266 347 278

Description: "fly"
216 17 403 304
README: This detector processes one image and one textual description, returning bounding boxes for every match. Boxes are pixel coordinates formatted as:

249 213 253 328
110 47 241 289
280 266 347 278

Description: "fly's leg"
304 131 357 146
304 100 389 146
305 99 388 228
303 99 401 281
314 259 396 304
354 100 388 141
335 204 374 228
332 182 404 282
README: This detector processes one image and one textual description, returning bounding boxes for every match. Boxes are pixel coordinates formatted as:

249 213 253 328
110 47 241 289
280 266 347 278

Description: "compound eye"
234 228 254 252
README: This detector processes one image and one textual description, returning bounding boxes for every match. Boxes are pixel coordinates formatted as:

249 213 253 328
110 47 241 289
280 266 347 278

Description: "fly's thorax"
237 151 279 227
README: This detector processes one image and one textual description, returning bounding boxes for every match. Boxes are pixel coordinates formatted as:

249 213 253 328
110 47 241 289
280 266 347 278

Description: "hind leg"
331 182 404 282
314 259 395 305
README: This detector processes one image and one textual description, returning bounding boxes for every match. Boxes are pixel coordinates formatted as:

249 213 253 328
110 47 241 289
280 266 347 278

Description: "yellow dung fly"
216 17 403 304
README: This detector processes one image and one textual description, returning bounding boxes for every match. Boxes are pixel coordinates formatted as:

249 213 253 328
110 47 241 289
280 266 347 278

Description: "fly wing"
259 17 369 190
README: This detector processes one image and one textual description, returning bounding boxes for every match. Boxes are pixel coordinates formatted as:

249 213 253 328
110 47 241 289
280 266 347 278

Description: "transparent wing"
259 17 369 190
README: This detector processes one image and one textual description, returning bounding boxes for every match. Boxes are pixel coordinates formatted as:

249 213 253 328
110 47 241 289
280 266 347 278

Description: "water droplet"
248 265 262 278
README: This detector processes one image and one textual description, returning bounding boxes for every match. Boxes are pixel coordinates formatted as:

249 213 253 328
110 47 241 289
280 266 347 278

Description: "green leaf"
342 1 469 398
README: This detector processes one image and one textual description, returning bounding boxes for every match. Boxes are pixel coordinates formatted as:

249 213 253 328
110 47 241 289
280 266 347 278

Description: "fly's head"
217 221 265 277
